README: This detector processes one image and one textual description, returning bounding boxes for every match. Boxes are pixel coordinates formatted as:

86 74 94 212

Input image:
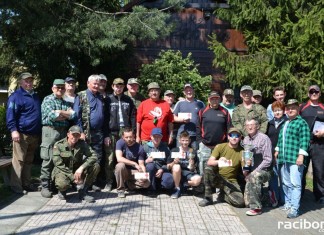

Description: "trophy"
242 144 254 171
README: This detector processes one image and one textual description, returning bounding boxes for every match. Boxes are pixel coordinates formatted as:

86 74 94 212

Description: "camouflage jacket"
124 91 145 108
52 137 98 180
232 103 268 136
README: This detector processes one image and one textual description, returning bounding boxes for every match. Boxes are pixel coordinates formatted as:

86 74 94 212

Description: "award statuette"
242 144 254 171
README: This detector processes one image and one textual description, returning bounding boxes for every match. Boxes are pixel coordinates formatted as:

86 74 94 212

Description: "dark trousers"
310 143 324 201
146 162 174 191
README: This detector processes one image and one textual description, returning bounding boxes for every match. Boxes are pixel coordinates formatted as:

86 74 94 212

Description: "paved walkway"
0 189 323 235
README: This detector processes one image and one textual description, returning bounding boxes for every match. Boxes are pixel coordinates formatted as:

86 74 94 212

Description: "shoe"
246 208 262 216
118 191 126 198
58 191 67 200
287 209 299 219
171 188 181 199
41 187 52 198
279 204 291 212
92 185 101 192
198 197 213 207
318 198 324 205
23 184 38 192
104 182 112 192
78 189 95 203
146 190 158 198
268 190 278 208
11 188 28 195
217 189 225 203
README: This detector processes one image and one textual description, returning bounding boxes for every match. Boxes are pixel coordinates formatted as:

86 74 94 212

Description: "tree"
0 0 184 97
139 50 212 102
210 0 323 100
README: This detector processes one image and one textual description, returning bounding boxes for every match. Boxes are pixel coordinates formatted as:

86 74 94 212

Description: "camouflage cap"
208 91 221 98
228 127 242 135
164 90 174 96
147 82 160 90
240 85 253 92
113 78 124 85
19 72 33 80
68 125 82 134
286 99 299 106
253 90 262 97
99 74 107 81
223 88 234 96
127 78 139 85
53 79 65 86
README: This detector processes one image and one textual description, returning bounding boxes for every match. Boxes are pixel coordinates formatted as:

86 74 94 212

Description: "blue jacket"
6 87 42 135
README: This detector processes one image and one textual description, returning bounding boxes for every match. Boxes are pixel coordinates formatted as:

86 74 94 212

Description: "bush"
0 105 11 155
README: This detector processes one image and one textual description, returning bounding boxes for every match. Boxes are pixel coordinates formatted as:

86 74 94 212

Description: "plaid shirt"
277 115 310 164
42 94 74 127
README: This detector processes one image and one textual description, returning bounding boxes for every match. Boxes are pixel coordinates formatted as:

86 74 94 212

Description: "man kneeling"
52 125 100 203
199 128 245 208
115 128 150 198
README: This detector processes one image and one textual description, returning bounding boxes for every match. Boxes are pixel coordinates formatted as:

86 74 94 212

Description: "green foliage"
210 0 323 100
0 105 9 155
139 50 212 102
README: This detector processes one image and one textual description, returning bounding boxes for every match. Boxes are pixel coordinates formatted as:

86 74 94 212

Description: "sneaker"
23 184 38 192
92 185 101 192
78 190 95 203
118 191 126 198
246 208 262 216
11 188 28 195
268 190 278 208
58 191 67 200
287 209 299 219
104 182 112 192
41 187 53 198
279 204 291 212
171 188 181 199
198 197 213 207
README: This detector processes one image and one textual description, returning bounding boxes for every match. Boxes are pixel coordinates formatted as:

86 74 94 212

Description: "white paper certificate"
313 121 324 134
218 159 233 168
171 152 186 159
150 152 166 159
134 172 149 180
178 113 192 119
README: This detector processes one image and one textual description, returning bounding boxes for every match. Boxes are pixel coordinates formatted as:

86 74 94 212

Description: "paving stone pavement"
1 188 323 235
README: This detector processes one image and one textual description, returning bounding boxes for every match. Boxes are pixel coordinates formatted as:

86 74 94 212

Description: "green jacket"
232 103 268 136
52 137 98 181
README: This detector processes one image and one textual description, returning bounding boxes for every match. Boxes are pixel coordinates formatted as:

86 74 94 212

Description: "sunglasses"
309 90 320 95
229 133 241 138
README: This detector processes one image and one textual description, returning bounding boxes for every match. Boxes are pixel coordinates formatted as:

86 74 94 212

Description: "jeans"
146 163 174 191
280 163 304 212
268 163 285 205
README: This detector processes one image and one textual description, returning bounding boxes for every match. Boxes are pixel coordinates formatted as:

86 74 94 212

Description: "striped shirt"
42 94 74 127
243 131 272 171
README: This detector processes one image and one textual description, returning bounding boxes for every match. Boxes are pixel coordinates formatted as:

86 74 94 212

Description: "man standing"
163 90 176 111
74 74 110 191
52 125 100 202
266 86 286 121
6 72 41 194
300 85 324 204
198 127 245 208
124 78 145 108
196 91 232 175
220 88 236 118
275 99 310 218
40 79 76 198
115 128 150 198
136 82 173 145
232 85 267 136
252 90 263 105
173 83 205 150
105 78 136 191
243 118 272 216
63 77 77 105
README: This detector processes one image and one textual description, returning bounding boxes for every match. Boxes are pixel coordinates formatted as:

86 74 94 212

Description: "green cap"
53 79 65 86
286 99 299 106
240 85 253 92
127 78 139 85
208 91 221 98
19 72 33 80
68 125 82 134
223 88 234 96
164 90 174 96
113 78 124 85
147 82 160 90
228 127 242 135
253 90 262 97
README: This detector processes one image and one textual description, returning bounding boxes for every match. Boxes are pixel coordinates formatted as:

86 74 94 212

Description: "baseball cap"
183 83 193 89
53 79 65 86
223 88 234 96
65 77 76 83
208 91 221 98
253 90 262 97
286 99 299 106
151 127 163 136
113 78 124 85
19 72 33 80
308 85 320 92
164 90 174 96
147 82 160 90
228 127 242 135
68 125 82 134
240 85 253 92
99 74 107 81
128 78 139 85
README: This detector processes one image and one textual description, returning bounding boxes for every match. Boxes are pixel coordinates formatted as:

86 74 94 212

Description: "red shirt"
137 99 174 142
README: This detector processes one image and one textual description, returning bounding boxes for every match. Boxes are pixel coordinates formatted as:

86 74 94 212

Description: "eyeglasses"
229 133 241 138
309 90 320 95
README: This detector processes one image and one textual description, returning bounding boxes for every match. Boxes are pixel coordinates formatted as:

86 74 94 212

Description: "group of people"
6 72 324 219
